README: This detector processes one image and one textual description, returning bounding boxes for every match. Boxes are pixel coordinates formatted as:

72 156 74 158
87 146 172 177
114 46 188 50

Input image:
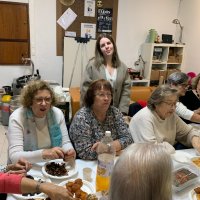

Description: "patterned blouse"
69 106 133 160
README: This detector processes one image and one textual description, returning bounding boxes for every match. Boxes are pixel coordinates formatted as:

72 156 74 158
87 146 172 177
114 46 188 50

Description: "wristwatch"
0 165 7 173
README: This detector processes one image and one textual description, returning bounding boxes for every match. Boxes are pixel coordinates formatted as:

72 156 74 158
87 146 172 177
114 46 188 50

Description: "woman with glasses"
7 80 76 163
69 79 133 160
80 33 131 115
179 73 200 123
129 85 200 154
168 71 200 124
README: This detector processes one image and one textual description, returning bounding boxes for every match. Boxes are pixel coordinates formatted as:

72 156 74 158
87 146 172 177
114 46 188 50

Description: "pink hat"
187 72 196 84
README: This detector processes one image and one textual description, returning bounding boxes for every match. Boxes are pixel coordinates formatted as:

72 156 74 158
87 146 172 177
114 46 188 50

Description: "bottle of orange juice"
96 131 115 192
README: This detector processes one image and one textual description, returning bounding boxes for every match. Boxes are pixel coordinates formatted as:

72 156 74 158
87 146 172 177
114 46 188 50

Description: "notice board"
56 0 118 56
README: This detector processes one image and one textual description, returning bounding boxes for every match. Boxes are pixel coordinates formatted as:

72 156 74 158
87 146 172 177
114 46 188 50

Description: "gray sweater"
80 60 131 114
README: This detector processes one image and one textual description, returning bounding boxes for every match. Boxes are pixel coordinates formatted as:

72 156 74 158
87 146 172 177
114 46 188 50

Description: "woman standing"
81 33 131 115
7 80 76 163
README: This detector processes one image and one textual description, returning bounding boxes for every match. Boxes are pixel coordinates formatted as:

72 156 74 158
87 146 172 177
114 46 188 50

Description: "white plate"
58 179 95 194
189 188 200 200
42 160 78 179
171 151 192 164
12 175 51 200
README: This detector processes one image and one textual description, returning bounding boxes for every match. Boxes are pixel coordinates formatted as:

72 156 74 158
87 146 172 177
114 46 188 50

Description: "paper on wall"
84 0 95 17
57 8 77 30
81 23 96 39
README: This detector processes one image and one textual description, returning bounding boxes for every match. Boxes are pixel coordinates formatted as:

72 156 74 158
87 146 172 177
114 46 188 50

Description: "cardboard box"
175 55 182 63
168 56 176 63
150 70 160 80
150 70 167 81
167 69 181 78
159 70 167 80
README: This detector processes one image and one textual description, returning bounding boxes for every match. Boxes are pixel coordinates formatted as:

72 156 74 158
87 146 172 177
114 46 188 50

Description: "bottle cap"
2 95 12 103
105 131 111 137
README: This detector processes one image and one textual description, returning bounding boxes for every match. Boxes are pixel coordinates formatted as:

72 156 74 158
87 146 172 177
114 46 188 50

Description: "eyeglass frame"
95 93 112 99
33 96 52 104
177 83 189 88
162 101 177 108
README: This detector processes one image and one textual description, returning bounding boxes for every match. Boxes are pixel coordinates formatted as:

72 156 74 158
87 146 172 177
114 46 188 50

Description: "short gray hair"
109 143 172 200
167 72 189 85
147 85 178 110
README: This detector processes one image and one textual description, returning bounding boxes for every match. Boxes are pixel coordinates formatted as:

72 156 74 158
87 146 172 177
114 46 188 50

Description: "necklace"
196 89 200 99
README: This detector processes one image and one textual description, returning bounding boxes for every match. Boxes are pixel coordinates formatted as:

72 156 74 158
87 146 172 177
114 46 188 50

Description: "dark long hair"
92 33 121 69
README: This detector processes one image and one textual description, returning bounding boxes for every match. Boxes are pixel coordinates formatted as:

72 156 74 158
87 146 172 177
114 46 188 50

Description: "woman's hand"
192 136 200 153
91 142 100 152
40 182 73 200
42 147 65 160
7 158 32 175
64 149 76 160
194 108 200 114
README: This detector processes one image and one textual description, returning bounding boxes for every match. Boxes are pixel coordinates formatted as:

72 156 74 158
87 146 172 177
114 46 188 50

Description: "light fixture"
172 19 184 44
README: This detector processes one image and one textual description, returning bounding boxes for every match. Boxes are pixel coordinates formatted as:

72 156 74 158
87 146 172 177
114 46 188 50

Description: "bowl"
42 159 78 179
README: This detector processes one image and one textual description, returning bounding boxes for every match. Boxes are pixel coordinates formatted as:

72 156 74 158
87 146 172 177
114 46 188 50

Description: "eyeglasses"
95 93 112 99
34 97 52 104
179 83 189 88
162 101 177 108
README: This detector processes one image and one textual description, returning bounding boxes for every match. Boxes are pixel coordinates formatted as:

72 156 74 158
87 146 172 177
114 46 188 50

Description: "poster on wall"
84 0 95 17
81 23 96 39
97 8 112 33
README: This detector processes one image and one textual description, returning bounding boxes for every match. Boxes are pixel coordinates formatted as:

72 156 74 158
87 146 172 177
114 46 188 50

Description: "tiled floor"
0 124 8 165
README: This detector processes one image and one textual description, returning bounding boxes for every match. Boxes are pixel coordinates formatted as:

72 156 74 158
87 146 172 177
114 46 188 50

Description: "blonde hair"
109 143 172 200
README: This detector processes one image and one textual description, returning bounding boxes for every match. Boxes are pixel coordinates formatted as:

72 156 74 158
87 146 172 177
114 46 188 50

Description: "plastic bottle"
149 29 157 43
1 94 11 126
96 131 116 192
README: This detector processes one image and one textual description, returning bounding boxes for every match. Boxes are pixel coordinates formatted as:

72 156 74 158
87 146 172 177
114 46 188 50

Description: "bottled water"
96 131 115 192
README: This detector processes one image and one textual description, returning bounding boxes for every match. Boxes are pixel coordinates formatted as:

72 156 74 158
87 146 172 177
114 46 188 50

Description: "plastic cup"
83 167 92 182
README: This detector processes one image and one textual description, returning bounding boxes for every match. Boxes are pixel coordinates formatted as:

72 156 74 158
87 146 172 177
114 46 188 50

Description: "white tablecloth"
6 149 200 200
172 148 200 200
7 159 97 200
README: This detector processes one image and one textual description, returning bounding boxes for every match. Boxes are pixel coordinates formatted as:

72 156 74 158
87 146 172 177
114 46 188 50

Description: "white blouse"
105 68 117 87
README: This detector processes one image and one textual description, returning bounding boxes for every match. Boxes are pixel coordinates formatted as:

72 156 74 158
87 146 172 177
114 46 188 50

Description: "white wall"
0 0 199 88
179 0 200 73
116 0 180 68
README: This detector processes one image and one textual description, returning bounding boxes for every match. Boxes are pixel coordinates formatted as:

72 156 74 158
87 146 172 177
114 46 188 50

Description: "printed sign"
97 8 112 33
